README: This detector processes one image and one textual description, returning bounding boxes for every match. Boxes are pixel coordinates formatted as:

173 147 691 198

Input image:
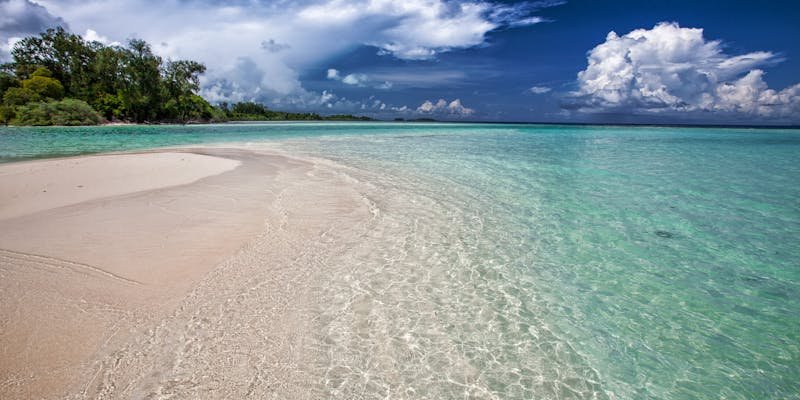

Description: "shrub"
13 102 51 125
0 105 16 124
51 99 102 125
3 87 40 106
14 99 101 126
92 92 126 120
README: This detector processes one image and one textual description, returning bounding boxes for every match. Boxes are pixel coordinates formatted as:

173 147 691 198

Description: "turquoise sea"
1 123 798 398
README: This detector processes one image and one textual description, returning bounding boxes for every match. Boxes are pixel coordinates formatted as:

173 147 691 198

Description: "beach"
1 123 798 399
0 147 373 398
1 0 798 395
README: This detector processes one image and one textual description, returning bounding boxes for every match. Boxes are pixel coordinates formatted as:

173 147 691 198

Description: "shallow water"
3 123 799 398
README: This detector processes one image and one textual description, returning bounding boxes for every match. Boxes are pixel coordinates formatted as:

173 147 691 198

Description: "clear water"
2 123 798 398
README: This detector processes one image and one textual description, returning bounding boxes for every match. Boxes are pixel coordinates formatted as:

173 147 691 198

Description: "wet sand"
0 148 372 398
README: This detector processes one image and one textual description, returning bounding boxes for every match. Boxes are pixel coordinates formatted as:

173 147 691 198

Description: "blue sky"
2 0 799 124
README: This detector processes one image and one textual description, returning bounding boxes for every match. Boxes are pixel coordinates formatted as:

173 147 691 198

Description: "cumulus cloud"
298 0 553 60
23 0 552 108
417 98 475 116
327 68 341 80
342 73 368 85
327 68 393 89
529 85 551 94
567 22 800 121
84 29 119 46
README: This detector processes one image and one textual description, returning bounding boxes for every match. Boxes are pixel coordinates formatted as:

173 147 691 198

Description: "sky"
1 0 799 124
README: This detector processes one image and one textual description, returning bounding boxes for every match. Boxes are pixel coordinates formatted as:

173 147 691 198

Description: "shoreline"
0 146 373 398
1 127 798 398
3 119 799 130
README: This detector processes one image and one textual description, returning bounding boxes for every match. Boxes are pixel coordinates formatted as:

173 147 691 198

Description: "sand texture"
0 148 372 399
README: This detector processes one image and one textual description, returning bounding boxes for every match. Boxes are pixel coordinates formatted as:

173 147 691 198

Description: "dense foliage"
217 102 372 121
0 28 371 126
15 99 101 126
0 27 211 125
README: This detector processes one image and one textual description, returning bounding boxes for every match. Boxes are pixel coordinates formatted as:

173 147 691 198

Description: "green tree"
30 66 53 78
162 60 207 121
4 29 375 125
0 105 15 124
3 87 40 106
232 101 269 116
22 67 64 100
88 45 126 104
209 104 229 122
92 92 126 121
0 67 19 98
11 27 95 99
118 39 163 122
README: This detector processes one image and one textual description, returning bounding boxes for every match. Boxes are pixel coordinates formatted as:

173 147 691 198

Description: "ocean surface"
2 122 799 398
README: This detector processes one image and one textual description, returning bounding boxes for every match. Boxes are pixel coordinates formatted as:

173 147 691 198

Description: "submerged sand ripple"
1 145 609 399
84 157 373 399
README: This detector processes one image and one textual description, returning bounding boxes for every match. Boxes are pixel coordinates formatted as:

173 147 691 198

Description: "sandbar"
0 147 371 398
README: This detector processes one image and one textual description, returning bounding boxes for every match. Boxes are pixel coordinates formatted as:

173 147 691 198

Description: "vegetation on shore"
0 28 371 126
215 101 372 122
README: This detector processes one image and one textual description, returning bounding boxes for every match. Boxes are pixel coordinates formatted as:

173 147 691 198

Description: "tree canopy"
1 27 213 125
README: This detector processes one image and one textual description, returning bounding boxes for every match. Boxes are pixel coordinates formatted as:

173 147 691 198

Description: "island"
0 28 372 126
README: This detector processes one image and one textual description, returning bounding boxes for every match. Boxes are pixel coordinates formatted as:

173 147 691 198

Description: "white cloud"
342 73 368 85
0 36 21 61
417 98 475 116
327 68 393 89
326 68 341 80
21 0 554 106
417 100 440 113
84 29 119 46
714 70 800 116
319 89 336 104
568 22 800 121
297 0 551 60
529 85 551 94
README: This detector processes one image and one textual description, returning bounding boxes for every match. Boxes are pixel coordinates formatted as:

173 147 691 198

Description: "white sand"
0 152 240 220
0 148 371 398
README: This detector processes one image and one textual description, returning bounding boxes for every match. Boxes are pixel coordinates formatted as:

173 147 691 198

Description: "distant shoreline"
1 119 797 130
86 119 800 130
